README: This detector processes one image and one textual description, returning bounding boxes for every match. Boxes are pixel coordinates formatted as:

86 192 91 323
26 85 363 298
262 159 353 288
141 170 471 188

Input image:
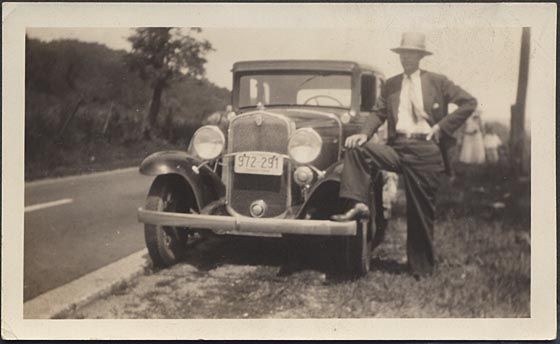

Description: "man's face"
399 51 424 75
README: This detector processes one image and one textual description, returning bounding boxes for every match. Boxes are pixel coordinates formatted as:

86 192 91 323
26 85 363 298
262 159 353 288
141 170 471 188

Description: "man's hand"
345 134 368 148
426 124 441 143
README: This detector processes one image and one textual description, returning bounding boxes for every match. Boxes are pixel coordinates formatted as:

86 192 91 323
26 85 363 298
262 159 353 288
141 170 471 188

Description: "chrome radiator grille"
227 112 291 217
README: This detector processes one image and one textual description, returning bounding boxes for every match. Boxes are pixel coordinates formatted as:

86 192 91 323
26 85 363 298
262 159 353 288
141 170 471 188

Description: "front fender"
296 161 384 220
139 150 225 210
296 162 344 219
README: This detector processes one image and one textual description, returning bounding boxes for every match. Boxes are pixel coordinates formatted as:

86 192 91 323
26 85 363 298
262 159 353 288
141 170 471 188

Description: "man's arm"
359 82 389 138
345 80 389 148
436 76 477 137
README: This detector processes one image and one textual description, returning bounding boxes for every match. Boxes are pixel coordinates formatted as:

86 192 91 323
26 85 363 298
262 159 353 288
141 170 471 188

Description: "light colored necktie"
406 75 429 123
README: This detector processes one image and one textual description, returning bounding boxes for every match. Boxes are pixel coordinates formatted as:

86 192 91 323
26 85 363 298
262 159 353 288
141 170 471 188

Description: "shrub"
25 37 230 180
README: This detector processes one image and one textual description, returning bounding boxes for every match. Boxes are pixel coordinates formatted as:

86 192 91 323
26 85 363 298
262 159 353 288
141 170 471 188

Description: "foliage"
126 28 212 85
125 28 214 136
25 37 230 180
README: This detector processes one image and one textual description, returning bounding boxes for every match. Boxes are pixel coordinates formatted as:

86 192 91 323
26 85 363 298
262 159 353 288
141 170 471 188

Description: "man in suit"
331 32 477 276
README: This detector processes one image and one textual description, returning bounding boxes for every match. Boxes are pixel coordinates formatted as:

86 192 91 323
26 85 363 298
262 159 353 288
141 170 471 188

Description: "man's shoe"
331 202 370 222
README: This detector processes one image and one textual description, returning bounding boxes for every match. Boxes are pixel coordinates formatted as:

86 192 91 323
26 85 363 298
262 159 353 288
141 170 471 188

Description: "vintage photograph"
2 2 556 340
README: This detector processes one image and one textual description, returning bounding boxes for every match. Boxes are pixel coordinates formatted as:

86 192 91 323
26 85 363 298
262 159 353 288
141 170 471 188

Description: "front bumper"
138 208 357 236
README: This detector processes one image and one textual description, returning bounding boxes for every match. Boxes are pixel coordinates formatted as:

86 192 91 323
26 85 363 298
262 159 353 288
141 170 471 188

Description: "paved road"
24 168 154 301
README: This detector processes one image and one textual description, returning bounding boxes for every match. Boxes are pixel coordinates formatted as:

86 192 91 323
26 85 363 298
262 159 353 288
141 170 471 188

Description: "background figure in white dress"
459 113 486 164
483 126 502 164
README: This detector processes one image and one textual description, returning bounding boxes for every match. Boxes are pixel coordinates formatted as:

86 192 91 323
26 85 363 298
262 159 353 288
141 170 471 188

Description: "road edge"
24 249 149 319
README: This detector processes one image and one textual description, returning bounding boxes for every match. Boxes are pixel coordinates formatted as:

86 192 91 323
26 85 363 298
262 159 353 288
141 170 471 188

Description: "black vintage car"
138 60 387 276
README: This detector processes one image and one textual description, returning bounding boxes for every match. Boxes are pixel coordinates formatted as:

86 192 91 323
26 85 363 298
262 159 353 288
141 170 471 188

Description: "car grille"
227 112 291 217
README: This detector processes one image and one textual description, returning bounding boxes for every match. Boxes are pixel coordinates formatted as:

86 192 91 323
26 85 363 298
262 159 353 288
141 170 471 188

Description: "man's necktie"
406 75 430 123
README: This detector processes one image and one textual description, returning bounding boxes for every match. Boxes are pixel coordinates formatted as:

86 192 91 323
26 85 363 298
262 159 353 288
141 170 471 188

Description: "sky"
27 26 536 126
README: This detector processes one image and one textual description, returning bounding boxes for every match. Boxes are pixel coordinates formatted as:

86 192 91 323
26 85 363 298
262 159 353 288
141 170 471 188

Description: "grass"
25 138 185 181
66 163 530 319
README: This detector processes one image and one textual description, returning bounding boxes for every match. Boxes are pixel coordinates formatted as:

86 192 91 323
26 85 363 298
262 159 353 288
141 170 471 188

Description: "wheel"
144 175 192 268
340 180 379 277
371 172 388 249
342 217 372 277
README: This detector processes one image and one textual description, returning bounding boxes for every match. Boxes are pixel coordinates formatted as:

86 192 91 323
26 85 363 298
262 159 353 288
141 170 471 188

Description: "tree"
126 28 213 138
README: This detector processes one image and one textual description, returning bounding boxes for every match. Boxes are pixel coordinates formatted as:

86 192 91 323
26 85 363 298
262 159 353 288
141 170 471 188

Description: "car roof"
232 60 383 75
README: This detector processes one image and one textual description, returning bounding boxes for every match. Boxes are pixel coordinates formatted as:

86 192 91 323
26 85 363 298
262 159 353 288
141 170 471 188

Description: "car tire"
144 175 191 268
342 217 372 277
341 181 378 277
371 172 388 249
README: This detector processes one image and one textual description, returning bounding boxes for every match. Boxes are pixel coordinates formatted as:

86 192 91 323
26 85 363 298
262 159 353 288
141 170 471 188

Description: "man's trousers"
339 137 445 275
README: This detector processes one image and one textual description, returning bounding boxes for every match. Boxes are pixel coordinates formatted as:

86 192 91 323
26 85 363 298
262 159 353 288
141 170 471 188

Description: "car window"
249 79 271 104
296 89 351 107
360 73 376 111
239 73 352 108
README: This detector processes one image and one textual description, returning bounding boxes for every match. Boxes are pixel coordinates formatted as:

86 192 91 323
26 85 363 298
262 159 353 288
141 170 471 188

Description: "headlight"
288 128 322 164
192 125 225 160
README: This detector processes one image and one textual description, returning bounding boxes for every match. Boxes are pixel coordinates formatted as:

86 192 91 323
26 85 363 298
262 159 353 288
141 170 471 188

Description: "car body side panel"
139 150 225 211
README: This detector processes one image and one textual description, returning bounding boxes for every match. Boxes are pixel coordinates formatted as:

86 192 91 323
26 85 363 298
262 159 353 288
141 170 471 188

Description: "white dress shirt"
396 70 432 134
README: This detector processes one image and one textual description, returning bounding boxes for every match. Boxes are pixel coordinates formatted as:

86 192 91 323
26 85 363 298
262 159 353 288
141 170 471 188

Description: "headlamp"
191 125 225 160
288 128 322 164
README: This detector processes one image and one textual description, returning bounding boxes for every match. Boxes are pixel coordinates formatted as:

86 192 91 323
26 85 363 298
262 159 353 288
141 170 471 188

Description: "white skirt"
459 131 486 164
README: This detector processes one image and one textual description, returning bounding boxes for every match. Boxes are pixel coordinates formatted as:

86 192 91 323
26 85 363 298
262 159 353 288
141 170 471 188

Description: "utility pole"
509 27 530 177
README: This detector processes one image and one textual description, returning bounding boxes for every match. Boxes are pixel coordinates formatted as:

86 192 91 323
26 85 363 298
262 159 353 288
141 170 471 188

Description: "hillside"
25 37 230 180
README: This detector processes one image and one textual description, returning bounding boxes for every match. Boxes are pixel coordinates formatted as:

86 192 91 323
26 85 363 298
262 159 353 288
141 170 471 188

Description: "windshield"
238 72 352 109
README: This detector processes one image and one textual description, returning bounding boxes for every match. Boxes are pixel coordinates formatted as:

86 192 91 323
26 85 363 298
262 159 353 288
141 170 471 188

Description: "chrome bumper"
137 208 357 236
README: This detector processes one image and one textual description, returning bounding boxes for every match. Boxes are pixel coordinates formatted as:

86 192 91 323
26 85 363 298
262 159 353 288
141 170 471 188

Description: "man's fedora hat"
391 32 432 56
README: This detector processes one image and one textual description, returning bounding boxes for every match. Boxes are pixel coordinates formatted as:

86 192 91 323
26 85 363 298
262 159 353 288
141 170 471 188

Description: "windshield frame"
233 70 356 111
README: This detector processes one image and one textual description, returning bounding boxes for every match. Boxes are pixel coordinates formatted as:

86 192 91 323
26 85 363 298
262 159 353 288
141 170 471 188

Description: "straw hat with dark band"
391 32 432 56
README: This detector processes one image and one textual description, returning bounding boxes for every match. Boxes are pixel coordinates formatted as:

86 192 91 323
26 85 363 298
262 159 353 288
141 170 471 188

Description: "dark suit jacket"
360 70 477 173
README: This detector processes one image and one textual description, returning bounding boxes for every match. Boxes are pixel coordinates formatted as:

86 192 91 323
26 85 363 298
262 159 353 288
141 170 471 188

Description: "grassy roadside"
25 139 184 181
66 163 530 319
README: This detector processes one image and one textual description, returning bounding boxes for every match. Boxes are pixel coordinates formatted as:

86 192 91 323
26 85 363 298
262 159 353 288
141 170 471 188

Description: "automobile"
137 60 387 276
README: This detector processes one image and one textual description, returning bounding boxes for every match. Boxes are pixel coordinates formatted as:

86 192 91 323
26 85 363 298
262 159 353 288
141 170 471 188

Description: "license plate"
234 151 283 176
